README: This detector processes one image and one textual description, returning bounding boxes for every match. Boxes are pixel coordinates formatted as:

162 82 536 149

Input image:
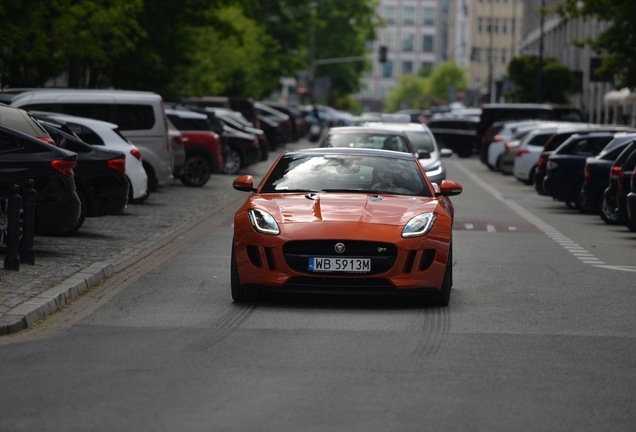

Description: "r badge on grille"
334 242 345 253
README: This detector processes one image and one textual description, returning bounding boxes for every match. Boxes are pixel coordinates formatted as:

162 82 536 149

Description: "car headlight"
424 161 443 177
402 212 437 237
248 209 280 235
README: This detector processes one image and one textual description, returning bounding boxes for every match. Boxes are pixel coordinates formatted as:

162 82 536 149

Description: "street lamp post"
488 0 494 103
537 0 545 103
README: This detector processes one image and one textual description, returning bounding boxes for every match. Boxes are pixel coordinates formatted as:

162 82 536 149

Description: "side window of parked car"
116 105 155 130
66 123 105 145
62 103 113 123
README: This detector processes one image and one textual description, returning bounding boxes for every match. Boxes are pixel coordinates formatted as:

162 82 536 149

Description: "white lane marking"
465 223 474 230
487 224 496 232
508 226 517 231
449 160 631 272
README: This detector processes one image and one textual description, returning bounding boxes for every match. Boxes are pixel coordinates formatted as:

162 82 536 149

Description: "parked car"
485 120 554 169
497 126 538 175
185 107 262 175
260 102 305 140
37 120 129 230
200 108 270 162
165 108 224 186
31 112 149 203
6 88 173 192
255 103 293 143
257 114 282 150
512 123 578 184
626 163 636 226
0 105 55 145
534 125 636 195
605 141 636 231
580 133 636 220
543 133 616 208
167 118 185 179
426 117 480 158
0 124 81 241
181 96 259 128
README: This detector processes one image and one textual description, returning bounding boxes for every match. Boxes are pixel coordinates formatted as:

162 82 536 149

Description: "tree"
384 75 428 112
556 0 636 89
426 60 467 102
505 54 573 104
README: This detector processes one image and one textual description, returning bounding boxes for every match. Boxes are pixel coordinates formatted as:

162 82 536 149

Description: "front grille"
283 277 395 292
283 240 397 275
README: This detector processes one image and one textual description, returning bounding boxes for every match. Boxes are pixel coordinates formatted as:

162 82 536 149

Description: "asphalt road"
1 153 635 432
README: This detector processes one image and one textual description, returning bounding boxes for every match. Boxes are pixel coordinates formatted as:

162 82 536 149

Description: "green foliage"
384 60 467 112
426 60 467 101
555 0 636 90
505 55 573 104
384 75 428 112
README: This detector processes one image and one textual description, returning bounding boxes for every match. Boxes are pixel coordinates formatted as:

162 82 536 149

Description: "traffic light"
379 45 388 63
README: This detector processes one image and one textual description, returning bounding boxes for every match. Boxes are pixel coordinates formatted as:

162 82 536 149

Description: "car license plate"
308 257 371 273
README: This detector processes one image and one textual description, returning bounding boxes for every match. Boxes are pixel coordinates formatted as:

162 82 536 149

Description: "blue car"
543 133 616 208
580 133 636 220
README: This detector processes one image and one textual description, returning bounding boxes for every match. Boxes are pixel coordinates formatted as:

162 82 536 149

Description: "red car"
231 147 463 306
166 108 223 187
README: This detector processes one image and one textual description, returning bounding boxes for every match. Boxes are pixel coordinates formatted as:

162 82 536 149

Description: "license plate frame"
308 257 371 273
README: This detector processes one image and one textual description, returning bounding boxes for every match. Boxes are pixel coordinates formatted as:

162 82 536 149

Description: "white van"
7 89 173 191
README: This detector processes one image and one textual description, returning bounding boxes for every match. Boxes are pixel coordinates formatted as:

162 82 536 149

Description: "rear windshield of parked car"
167 115 210 132
324 133 410 153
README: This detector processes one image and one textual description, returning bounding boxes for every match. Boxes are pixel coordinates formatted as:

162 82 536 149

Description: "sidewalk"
0 139 312 335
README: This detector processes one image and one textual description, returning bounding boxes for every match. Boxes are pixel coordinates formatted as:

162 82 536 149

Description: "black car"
207 109 270 162
605 141 636 231
426 117 479 158
580 134 636 220
543 133 615 208
0 124 81 244
626 163 636 226
257 114 282 151
255 103 293 144
38 120 129 230
260 102 305 141
187 108 262 174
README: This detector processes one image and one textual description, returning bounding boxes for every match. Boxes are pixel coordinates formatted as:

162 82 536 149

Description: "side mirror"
440 148 453 158
416 149 431 159
437 179 463 196
233 175 256 192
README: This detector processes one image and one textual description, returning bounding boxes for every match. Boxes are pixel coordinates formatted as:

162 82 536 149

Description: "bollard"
20 179 36 265
4 184 21 271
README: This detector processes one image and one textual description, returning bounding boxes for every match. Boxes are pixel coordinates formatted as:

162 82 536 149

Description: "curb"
0 262 113 336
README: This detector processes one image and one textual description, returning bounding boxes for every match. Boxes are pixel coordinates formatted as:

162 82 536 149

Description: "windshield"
261 154 431 196
323 132 410 153
404 131 435 152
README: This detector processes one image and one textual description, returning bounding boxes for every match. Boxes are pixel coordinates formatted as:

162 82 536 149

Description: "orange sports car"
231 147 462 306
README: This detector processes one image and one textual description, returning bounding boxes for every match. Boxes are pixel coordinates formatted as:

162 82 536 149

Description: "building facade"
519 0 614 123
356 0 445 112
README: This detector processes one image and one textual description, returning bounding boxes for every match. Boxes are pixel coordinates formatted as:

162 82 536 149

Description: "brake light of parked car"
38 137 56 145
515 148 530 157
537 156 548 169
51 159 76 177
251 139 260 148
130 149 142 160
544 134 557 150
107 157 126 172
253 118 260 129
493 135 503 142
584 163 591 183
610 166 622 181
504 141 512 155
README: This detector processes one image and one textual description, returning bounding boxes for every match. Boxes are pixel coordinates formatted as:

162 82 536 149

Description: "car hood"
249 193 439 225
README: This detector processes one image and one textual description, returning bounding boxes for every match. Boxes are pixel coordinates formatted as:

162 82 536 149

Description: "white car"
364 117 452 184
34 112 149 202
487 120 559 170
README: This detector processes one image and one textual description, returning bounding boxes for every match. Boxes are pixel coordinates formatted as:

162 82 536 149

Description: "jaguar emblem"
334 242 345 253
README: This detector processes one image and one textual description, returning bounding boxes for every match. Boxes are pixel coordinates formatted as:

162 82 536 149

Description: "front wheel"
181 154 211 187
222 148 242 175
432 248 452 307
231 242 262 302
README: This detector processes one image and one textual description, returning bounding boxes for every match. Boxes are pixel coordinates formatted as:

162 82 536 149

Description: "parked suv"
5 89 173 192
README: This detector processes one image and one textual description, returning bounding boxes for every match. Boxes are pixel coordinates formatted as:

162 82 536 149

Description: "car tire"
231 241 262 302
524 166 536 185
222 148 243 175
432 247 452 307
181 154 211 187
67 190 87 235
599 195 618 224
